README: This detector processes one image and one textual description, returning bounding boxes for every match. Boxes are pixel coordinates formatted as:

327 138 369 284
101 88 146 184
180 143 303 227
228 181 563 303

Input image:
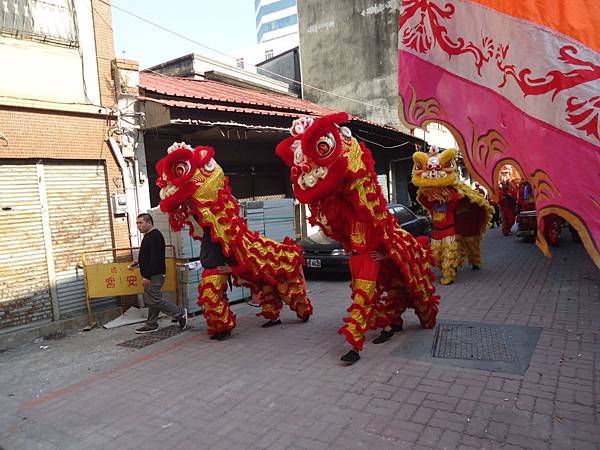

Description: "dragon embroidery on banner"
276 112 439 364
156 143 313 339
400 0 600 142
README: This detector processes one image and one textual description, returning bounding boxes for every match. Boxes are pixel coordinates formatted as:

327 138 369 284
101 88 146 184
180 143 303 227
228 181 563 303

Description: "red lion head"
155 142 222 230
276 112 352 203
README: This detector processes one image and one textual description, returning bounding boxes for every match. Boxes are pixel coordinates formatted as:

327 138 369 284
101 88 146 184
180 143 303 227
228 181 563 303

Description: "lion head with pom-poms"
275 112 358 204
411 146 458 188
155 142 224 231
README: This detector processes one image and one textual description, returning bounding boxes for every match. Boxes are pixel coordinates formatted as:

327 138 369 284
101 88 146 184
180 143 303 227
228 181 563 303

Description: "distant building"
255 0 298 45
230 0 299 73
146 53 295 96
297 0 428 205
256 47 302 97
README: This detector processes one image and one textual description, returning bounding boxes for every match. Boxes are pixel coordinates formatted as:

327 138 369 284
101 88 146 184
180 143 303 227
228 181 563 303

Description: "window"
255 0 297 27
390 205 415 224
236 57 245 69
0 0 77 45
264 49 273 59
257 14 297 42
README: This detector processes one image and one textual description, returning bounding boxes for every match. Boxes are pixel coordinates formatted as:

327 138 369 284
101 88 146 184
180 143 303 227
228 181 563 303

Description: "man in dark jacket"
131 213 187 334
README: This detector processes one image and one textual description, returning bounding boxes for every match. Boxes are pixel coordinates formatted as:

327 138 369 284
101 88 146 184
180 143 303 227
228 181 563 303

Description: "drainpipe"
107 137 139 248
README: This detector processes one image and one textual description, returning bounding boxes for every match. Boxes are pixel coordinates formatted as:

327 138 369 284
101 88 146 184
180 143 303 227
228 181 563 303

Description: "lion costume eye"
203 159 217 172
173 161 191 178
316 133 336 159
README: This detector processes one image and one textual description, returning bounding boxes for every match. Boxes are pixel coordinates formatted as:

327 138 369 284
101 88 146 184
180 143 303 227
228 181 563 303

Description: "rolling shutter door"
43 162 116 316
393 160 411 205
0 163 52 328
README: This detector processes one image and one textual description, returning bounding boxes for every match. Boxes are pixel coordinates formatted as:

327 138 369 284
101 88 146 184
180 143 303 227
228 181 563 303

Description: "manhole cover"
117 325 182 349
431 324 515 362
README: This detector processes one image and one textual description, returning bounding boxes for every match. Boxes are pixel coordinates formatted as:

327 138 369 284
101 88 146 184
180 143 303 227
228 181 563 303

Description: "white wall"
0 0 100 107
232 33 299 69
413 122 458 149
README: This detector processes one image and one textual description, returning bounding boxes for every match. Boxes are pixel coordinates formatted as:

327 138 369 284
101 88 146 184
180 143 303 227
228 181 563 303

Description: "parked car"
299 203 432 272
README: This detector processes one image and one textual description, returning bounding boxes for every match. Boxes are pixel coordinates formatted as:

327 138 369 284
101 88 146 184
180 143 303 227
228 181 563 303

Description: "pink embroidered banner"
398 0 600 268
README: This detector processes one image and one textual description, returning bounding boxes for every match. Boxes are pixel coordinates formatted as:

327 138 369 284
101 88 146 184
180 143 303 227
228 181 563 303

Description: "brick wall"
0 107 129 242
91 0 117 108
0 108 129 328
0 0 129 329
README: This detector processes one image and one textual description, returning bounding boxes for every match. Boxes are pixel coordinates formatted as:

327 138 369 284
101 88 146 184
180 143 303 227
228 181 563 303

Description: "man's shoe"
261 319 281 328
216 330 231 341
135 324 159 334
340 350 360 364
178 308 188 331
372 329 394 344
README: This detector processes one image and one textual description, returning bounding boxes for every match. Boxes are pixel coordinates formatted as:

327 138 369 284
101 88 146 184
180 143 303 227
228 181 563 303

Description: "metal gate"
393 159 411 205
0 163 52 329
43 162 116 316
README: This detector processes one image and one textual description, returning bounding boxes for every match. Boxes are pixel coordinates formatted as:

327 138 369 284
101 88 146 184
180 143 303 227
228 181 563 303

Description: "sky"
111 0 257 69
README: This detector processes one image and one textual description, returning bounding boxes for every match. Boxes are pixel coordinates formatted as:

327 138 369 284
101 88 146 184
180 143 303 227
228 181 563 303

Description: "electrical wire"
99 0 398 113
353 131 412 149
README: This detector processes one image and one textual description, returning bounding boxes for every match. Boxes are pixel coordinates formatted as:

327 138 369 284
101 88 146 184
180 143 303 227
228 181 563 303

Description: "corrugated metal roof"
138 96 315 118
139 72 336 116
138 72 410 135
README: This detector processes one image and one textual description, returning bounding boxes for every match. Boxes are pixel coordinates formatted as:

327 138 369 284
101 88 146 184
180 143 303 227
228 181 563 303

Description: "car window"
394 205 415 224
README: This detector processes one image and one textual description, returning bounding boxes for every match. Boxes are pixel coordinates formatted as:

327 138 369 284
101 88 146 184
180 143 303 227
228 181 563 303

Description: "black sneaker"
261 319 281 328
216 330 231 341
178 308 188 331
341 349 360 364
372 329 394 344
135 324 159 334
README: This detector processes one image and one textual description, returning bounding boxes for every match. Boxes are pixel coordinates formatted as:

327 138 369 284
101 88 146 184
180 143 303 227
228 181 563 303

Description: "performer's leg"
197 269 236 339
413 293 439 329
277 268 313 322
369 272 389 331
369 262 401 344
371 285 409 344
501 211 514 236
339 254 380 363
463 235 483 268
455 236 467 268
255 285 283 327
384 282 409 331
439 237 459 285
430 239 442 271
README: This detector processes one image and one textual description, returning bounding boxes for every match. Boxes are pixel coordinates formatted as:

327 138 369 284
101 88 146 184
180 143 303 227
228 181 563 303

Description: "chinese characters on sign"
85 259 176 298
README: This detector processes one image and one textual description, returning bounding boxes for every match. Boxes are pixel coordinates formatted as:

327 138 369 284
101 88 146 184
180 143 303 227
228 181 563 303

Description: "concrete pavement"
0 227 598 449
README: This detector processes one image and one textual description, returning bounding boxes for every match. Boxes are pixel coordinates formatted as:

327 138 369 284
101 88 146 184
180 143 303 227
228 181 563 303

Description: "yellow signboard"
85 258 177 298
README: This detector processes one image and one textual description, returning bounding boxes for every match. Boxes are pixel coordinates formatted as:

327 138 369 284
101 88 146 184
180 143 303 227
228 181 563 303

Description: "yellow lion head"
412 147 458 187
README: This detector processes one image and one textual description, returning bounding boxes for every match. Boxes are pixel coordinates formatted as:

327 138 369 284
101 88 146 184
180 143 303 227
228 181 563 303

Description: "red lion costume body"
276 113 439 363
156 143 312 340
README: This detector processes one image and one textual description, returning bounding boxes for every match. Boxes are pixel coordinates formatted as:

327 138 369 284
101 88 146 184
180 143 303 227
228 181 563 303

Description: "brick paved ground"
1 228 598 450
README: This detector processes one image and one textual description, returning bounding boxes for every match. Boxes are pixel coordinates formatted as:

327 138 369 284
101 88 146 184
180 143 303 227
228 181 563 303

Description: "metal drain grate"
431 324 515 362
117 325 183 349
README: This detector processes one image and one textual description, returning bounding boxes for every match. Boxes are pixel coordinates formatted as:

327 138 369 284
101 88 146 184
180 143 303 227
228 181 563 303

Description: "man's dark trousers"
144 274 183 326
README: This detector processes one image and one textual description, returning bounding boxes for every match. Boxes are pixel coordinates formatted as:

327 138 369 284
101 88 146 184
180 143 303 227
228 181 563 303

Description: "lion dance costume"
412 147 494 285
276 113 439 363
156 143 313 339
